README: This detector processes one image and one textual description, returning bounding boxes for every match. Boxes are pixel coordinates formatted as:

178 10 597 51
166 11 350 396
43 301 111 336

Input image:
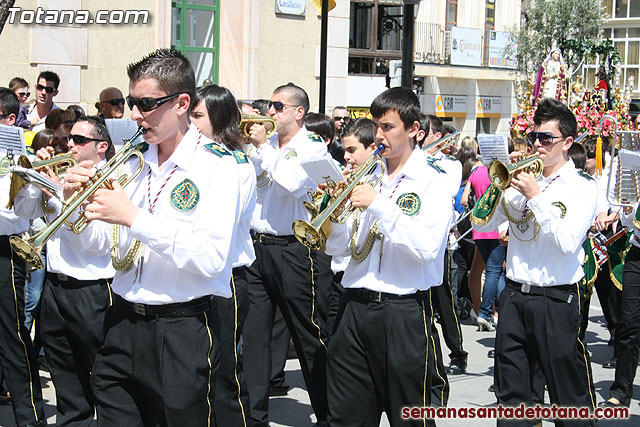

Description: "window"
349 0 403 75
585 27 639 93
171 0 220 85
607 0 640 18
446 0 458 30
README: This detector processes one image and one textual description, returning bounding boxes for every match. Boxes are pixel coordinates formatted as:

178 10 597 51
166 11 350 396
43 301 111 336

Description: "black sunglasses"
526 131 565 146
36 84 55 94
333 116 349 122
104 98 125 106
18 91 30 98
67 134 107 145
126 94 180 112
268 100 298 111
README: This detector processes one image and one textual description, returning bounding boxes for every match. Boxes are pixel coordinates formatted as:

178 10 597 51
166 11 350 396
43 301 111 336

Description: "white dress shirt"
232 154 257 268
0 172 30 236
620 203 640 248
66 125 242 303
474 160 597 286
325 146 452 294
431 152 462 199
249 126 328 235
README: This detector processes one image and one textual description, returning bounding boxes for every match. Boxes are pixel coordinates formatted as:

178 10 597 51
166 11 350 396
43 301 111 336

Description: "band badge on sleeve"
284 150 298 159
396 192 421 216
425 156 445 174
309 133 323 144
232 150 249 164
170 179 200 212
0 157 10 176
203 142 231 158
551 201 567 218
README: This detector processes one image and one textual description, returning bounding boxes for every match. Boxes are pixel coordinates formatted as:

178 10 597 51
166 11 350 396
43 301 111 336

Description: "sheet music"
618 148 640 170
300 155 344 187
0 124 27 157
105 119 144 151
477 134 510 166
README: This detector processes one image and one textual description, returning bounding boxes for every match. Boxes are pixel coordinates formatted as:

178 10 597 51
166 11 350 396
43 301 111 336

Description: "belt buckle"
370 290 382 303
130 302 147 316
520 283 531 294
57 273 68 281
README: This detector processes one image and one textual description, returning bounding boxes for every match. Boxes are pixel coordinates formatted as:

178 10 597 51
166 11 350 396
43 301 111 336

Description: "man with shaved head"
95 87 125 119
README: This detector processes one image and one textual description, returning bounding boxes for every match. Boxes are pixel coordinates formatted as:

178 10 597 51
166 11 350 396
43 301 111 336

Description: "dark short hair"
66 105 86 120
423 114 444 137
533 98 577 138
9 77 28 91
127 49 195 99
0 87 20 117
31 128 55 151
304 113 334 143
341 117 376 149
191 84 244 151
583 135 608 159
252 99 270 116
370 87 420 130
38 71 60 89
273 83 310 115
443 124 456 136
45 109 75 131
76 116 114 159
568 140 587 171
332 106 348 115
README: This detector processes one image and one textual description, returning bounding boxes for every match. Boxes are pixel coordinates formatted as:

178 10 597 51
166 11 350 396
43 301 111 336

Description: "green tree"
513 0 605 73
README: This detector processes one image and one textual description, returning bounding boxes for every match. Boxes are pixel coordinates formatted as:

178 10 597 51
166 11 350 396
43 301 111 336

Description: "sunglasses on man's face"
333 116 350 122
67 134 107 145
526 131 565 147
268 101 298 111
126 94 180 112
18 92 30 98
36 84 55 94
104 98 125 106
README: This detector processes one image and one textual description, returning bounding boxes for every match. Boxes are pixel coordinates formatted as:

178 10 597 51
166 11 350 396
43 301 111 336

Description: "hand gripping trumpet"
292 144 386 250
10 127 147 269
240 114 277 139
487 154 544 191
422 131 461 155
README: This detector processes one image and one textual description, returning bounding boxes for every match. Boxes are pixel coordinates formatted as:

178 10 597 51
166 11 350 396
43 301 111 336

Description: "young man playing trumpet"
472 98 597 426
15 116 115 426
62 49 243 426
325 87 452 426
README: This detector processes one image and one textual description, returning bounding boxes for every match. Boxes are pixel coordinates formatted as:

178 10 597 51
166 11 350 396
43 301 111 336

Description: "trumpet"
7 153 76 209
292 145 385 250
10 127 147 269
422 131 461 155
487 154 544 191
240 114 277 139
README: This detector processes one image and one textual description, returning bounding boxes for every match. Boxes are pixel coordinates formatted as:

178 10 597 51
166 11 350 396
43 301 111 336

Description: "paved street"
0 292 637 426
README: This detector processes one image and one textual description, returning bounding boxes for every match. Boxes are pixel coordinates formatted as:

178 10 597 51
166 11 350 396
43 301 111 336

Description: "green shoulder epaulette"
26 146 35 156
309 133 323 144
471 184 501 226
446 154 457 161
137 142 150 153
203 142 232 157
578 170 595 181
232 150 249 164
426 156 445 174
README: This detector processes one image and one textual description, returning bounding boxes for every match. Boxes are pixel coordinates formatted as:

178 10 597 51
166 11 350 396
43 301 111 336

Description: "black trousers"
428 292 449 408
243 238 328 426
211 267 251 426
327 289 434 427
92 295 220 427
0 237 46 427
609 245 640 405
40 273 112 427
495 280 595 427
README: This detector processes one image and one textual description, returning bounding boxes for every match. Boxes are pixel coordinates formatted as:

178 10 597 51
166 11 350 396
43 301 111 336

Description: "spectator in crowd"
95 87 125 119
28 71 60 132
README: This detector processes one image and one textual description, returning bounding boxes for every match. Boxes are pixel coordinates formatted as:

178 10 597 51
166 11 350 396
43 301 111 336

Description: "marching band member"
472 98 597 426
61 49 243 426
325 87 452 426
0 88 46 427
15 116 115 426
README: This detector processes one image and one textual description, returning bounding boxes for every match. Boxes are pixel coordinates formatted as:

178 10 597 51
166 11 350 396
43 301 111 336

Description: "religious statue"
533 48 569 106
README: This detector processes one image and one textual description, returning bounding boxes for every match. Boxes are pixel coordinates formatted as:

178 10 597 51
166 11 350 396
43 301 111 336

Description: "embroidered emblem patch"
284 150 297 159
203 142 231 157
233 150 249 164
170 179 200 212
26 146 36 156
0 157 11 177
425 156 445 174
309 133 323 144
397 192 421 216
551 201 567 218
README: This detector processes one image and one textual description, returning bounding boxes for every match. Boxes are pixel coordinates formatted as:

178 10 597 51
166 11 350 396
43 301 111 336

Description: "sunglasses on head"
333 116 349 122
36 84 55 94
268 101 298 111
126 94 180 112
67 134 107 145
526 131 564 146
18 91 30 98
104 98 125 106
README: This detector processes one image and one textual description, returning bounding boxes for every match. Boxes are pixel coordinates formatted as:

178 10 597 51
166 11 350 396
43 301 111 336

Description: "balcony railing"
414 22 449 65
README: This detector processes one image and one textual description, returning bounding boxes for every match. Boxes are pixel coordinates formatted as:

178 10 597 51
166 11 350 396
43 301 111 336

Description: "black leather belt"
251 231 298 246
505 278 577 301
346 288 428 303
116 294 212 317
47 272 110 288
0 235 16 258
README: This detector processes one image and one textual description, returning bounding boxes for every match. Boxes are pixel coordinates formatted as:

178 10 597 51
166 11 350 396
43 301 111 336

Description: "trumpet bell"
487 154 543 191
9 236 44 270
240 114 277 139
292 220 326 251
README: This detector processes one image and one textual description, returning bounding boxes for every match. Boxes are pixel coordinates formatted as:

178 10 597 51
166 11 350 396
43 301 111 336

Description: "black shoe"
269 384 290 397
603 358 617 369
488 349 495 358
488 384 494 392
313 422 328 427
598 399 627 408
445 361 467 375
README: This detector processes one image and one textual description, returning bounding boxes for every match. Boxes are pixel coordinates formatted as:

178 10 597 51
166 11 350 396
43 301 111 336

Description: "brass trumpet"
240 114 277 139
292 145 385 250
7 153 76 208
10 127 147 269
422 131 461 155
487 154 544 191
